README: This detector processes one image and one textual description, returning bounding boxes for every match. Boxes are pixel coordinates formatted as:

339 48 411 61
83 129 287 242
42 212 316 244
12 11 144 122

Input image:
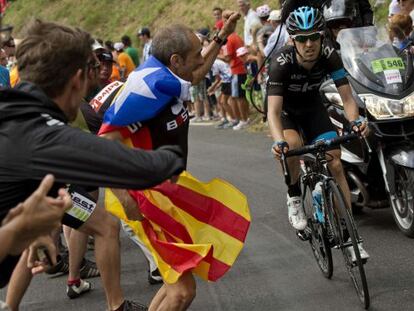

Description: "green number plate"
371 57 405 73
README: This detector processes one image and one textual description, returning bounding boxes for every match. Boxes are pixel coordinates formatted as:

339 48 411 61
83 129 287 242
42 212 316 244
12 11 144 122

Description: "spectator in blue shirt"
0 49 10 88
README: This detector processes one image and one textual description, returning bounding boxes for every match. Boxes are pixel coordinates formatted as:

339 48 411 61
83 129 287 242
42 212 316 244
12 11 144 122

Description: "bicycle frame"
281 133 361 246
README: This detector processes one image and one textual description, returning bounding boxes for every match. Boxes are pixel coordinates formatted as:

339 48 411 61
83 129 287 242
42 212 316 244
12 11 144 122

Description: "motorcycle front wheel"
391 166 414 238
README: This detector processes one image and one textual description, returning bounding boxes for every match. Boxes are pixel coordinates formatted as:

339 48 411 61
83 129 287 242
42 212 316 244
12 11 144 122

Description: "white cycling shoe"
287 195 307 231
346 239 370 263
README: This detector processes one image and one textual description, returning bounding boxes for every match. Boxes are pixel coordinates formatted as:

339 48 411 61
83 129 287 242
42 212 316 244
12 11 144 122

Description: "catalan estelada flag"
102 55 191 127
105 171 251 284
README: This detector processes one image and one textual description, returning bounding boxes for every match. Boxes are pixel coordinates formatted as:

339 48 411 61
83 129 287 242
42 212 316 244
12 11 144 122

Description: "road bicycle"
280 133 370 309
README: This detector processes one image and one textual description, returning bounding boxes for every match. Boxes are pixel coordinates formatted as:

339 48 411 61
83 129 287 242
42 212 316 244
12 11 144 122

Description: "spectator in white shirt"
137 27 152 63
263 10 289 58
237 0 261 46
208 59 237 128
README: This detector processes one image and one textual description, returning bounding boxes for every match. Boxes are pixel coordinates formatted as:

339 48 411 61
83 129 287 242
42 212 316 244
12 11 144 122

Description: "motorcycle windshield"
337 27 412 96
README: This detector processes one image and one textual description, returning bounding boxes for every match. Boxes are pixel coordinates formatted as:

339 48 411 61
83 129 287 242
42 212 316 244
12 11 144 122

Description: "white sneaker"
233 120 249 130
287 195 307 230
346 239 369 263
190 117 203 123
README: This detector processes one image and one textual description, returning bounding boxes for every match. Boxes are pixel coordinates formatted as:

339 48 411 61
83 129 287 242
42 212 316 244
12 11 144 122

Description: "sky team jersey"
267 44 348 112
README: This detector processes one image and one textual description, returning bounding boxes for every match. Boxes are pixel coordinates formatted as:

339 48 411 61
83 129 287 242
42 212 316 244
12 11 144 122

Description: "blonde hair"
389 14 413 40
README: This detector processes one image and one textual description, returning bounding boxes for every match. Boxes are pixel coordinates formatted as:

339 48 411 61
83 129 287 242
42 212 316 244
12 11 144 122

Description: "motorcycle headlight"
360 94 414 120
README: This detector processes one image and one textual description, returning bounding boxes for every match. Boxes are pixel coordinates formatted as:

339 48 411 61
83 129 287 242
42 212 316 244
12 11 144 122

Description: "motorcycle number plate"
371 57 405 74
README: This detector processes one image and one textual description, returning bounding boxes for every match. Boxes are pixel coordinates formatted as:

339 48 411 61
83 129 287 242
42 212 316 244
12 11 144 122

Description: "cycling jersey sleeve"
267 49 291 96
324 45 349 88
29 124 185 190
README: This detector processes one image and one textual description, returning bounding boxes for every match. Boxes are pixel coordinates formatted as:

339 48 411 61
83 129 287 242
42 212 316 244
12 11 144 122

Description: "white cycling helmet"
256 4 271 18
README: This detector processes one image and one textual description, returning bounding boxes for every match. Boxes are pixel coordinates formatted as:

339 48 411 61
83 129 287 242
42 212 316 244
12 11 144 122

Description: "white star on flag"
114 67 161 113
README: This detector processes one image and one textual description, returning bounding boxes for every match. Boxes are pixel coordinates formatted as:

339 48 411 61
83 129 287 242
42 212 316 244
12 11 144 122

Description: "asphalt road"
1 124 414 310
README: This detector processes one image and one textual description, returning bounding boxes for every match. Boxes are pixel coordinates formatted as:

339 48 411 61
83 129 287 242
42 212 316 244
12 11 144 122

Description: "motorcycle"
320 26 414 237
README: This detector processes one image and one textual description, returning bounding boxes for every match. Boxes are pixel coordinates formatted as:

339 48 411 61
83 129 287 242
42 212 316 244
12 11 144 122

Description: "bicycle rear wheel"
302 184 333 279
326 179 370 309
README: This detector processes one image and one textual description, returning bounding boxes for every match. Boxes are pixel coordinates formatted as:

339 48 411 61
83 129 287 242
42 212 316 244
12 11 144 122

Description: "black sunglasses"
292 32 323 43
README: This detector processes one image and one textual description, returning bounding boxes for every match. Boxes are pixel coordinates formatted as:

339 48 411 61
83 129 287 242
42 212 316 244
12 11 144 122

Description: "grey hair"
151 24 194 65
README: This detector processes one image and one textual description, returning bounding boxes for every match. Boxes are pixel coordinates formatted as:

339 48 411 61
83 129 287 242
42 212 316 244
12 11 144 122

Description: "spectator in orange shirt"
113 42 135 81
9 66 19 87
104 41 121 82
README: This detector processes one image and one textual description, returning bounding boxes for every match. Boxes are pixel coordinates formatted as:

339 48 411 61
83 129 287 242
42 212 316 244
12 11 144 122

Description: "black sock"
288 181 301 197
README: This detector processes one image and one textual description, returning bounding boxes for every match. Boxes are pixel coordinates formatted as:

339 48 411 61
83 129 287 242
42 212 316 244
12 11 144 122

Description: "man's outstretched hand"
220 10 241 38
2 174 72 256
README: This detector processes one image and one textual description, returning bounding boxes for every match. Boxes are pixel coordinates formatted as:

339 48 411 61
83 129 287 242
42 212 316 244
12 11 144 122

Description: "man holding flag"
97 10 251 311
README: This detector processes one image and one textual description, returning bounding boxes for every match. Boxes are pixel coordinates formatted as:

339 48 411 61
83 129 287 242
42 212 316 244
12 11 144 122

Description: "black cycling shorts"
221 82 231 96
281 100 338 145
62 185 97 229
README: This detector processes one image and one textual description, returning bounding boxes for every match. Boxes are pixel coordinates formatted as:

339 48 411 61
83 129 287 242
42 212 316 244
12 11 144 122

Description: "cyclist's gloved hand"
349 116 369 137
271 140 289 159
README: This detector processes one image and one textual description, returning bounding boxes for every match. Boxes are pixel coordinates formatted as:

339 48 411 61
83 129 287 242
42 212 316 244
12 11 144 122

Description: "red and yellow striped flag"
105 171 251 284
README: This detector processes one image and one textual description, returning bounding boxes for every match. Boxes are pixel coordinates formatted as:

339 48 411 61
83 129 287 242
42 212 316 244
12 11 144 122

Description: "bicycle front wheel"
302 184 333 279
326 179 370 309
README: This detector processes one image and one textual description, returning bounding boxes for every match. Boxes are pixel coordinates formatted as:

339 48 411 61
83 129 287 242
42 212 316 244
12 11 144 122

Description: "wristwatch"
213 33 227 46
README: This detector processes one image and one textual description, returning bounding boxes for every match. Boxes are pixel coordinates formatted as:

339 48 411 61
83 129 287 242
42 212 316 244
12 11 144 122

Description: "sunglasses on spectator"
291 32 323 43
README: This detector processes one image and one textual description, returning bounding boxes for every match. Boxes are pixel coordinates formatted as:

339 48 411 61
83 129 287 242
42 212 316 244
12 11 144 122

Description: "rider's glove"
271 141 289 155
349 116 366 133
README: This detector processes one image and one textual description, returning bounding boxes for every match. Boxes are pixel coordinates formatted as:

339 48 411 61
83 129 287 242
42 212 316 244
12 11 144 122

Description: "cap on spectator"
97 50 115 63
236 46 249 57
92 39 104 52
197 28 210 38
389 0 401 17
137 27 151 37
113 42 124 51
256 4 271 18
268 9 282 21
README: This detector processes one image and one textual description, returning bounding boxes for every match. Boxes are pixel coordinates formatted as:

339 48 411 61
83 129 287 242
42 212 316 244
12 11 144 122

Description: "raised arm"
192 11 241 85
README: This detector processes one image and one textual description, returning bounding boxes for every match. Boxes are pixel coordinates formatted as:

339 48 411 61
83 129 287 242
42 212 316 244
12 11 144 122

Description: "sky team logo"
323 45 335 58
277 52 294 66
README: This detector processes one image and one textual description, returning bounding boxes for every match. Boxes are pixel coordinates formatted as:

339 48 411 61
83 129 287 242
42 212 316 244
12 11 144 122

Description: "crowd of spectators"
1 0 403 310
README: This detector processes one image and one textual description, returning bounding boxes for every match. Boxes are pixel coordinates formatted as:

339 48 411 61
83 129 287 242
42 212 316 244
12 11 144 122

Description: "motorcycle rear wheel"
391 166 414 238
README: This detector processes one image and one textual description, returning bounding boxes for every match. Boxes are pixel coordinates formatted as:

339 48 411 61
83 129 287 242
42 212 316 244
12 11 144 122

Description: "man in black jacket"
0 20 184 311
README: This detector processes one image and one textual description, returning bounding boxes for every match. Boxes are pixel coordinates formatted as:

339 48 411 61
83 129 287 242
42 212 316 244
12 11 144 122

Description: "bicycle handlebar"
280 133 359 185
285 133 359 158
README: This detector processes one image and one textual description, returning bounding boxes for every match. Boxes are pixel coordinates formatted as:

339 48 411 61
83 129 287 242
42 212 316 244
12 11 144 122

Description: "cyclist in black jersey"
267 6 369 259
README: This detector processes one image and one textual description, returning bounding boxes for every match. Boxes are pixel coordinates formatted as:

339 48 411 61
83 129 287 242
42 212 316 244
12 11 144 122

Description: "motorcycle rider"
323 0 356 47
267 6 369 261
